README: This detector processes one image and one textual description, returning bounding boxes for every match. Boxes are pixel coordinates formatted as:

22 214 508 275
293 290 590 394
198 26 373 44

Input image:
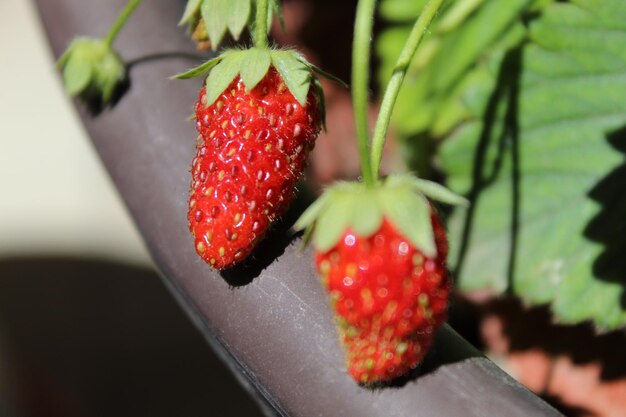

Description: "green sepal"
64 57 93 95
201 0 228 49
351 190 384 237
182 0 285 50
312 77 327 131
204 50 246 105
313 186 360 252
57 37 126 105
179 0 202 25
294 191 332 231
173 47 335 128
387 175 469 207
270 0 285 32
171 56 223 80
380 186 436 258
409 178 469 207
295 191 333 248
302 61 349 89
271 50 312 105
226 0 251 40
199 0 252 49
56 47 72 69
240 48 272 91
295 174 466 256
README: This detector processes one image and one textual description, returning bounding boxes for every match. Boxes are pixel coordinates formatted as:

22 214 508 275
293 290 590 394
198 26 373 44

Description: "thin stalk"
352 0 376 186
370 0 445 179
255 0 270 49
104 0 143 48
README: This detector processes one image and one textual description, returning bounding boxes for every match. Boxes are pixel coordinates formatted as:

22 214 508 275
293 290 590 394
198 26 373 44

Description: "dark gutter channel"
34 0 563 415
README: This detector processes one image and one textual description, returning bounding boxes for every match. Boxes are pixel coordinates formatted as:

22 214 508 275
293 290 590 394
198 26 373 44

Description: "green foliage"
378 0 626 329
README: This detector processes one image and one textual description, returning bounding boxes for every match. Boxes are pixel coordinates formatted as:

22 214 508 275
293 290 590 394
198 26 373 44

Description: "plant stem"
104 0 143 48
255 0 270 49
370 0 445 179
352 0 376 186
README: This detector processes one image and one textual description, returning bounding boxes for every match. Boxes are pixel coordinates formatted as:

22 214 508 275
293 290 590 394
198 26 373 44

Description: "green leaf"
270 50 311 105
377 0 530 139
171 56 223 80
441 0 626 329
380 188 436 257
205 50 245 105
180 0 202 25
63 57 92 95
240 48 271 91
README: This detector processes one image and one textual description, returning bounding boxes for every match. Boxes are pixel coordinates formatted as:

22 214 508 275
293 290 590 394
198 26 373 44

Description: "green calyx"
179 0 284 50
294 174 468 256
174 47 344 113
57 38 126 104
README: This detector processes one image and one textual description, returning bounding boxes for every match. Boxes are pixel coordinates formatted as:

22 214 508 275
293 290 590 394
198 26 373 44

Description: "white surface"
0 0 152 266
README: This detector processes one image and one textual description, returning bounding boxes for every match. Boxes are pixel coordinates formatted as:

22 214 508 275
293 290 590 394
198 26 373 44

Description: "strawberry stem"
352 0 376 186
104 0 143 48
255 0 270 49
369 0 446 180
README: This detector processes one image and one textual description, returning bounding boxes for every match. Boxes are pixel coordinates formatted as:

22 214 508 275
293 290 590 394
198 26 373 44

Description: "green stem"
104 0 143 48
255 0 270 49
352 0 376 186
370 0 445 179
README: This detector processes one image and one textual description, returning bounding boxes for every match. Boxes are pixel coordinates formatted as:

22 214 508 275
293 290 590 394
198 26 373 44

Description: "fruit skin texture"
315 214 449 384
189 67 321 269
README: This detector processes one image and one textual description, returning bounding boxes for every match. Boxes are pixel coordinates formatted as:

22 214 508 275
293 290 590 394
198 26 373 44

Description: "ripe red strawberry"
188 66 322 269
295 175 467 383
315 216 449 383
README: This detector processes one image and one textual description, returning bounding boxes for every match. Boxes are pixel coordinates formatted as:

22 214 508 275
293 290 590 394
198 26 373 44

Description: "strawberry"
316 216 448 383
295 175 467 383
177 48 328 269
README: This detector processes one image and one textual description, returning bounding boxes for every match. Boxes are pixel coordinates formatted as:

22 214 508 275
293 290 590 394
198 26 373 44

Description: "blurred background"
0 0 265 415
